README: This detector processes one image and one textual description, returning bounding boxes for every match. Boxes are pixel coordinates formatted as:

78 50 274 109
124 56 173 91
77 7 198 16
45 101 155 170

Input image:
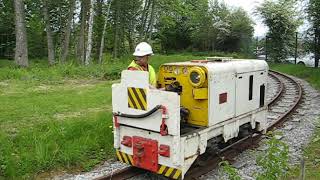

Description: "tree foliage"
156 0 254 53
307 0 320 67
256 0 301 62
0 0 15 58
308 0 320 28
0 0 256 65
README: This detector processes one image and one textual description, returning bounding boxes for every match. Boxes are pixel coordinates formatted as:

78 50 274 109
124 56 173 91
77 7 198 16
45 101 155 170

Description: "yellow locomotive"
112 58 268 179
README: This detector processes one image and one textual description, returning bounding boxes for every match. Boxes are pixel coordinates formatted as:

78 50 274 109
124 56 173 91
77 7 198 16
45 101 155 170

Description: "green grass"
0 80 112 129
285 121 320 180
0 54 202 179
301 124 320 179
270 63 320 179
0 80 114 179
0 54 202 82
270 63 320 90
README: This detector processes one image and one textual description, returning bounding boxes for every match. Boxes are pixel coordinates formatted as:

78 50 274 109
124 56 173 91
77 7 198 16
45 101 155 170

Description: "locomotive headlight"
189 67 206 87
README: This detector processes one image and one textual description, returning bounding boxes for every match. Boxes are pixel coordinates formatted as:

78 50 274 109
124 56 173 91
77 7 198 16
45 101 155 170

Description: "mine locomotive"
112 58 268 179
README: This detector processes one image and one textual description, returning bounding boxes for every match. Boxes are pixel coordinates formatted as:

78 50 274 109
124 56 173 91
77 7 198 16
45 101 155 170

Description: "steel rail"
95 167 145 180
267 70 303 130
268 71 284 107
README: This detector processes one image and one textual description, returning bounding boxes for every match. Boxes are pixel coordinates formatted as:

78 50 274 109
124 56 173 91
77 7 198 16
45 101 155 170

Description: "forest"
0 0 257 67
1 0 319 67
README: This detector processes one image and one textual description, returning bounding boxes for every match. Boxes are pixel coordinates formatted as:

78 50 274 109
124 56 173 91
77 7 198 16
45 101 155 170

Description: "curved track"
267 71 302 130
97 70 303 180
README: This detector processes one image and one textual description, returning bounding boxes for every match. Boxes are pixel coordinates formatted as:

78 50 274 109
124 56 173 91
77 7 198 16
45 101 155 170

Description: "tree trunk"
147 0 155 41
14 0 28 67
127 31 134 52
60 0 76 63
112 0 120 58
43 0 55 65
212 41 215 52
98 0 112 64
139 0 150 41
85 0 95 65
315 28 320 68
94 0 104 60
78 0 87 64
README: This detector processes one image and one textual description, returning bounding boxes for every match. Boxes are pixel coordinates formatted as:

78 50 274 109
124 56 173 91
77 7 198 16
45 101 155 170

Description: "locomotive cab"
112 58 269 179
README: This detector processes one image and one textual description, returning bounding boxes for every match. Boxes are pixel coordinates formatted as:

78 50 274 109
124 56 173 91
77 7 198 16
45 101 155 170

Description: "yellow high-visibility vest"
128 60 157 87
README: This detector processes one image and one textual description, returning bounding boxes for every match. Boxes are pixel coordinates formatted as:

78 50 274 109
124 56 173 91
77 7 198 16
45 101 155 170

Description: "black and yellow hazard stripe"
116 150 134 165
127 87 147 111
157 165 182 179
116 150 182 179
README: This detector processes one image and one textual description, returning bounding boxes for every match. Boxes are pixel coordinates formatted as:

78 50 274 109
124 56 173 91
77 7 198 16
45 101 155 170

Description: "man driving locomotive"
128 42 157 87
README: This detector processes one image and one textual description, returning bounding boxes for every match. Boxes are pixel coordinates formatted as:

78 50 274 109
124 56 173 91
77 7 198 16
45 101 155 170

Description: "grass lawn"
270 63 320 179
0 54 202 179
299 124 320 179
284 121 320 180
0 79 114 179
271 63 320 90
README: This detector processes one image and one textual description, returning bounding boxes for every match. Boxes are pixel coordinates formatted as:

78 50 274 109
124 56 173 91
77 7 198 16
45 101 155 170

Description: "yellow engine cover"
158 65 208 127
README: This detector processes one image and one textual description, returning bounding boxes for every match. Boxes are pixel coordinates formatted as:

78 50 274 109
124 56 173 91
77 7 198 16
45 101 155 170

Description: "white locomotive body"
112 59 269 179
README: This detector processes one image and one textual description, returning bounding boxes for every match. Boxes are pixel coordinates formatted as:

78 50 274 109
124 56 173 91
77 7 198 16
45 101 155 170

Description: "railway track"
97 70 303 180
267 71 302 129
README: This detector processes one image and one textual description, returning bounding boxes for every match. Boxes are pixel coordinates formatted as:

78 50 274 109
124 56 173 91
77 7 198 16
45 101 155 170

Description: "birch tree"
78 0 88 64
14 0 28 67
147 0 156 41
112 0 120 58
139 0 150 41
124 0 143 51
43 0 55 65
5 0 257 63
85 0 95 65
98 0 112 64
60 0 76 63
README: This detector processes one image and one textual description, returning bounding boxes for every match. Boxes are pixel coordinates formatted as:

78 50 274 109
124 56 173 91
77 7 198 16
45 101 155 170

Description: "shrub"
256 134 289 180
219 161 241 180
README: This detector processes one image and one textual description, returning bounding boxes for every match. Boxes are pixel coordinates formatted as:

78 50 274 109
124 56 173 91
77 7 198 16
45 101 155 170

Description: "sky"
222 0 268 37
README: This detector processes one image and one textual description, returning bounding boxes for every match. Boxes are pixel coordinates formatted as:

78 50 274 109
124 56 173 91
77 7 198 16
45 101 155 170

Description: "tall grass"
0 79 114 179
271 63 320 90
0 112 114 179
0 54 203 82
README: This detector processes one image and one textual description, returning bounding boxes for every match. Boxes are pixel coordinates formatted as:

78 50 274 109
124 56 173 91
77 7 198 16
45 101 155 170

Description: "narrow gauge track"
97 70 303 180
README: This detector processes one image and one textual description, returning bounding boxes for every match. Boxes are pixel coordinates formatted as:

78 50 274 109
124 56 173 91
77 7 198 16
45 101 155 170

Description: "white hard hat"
133 42 154 57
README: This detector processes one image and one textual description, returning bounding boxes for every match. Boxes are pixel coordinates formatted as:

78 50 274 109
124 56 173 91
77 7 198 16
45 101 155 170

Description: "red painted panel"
159 145 170 157
132 136 159 172
121 136 132 147
219 93 228 104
